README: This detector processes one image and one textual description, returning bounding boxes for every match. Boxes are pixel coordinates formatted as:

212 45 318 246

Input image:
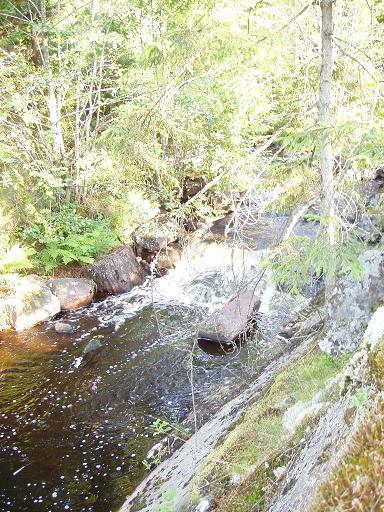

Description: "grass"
192 346 346 512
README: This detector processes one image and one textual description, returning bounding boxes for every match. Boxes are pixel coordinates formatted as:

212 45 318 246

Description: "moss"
193 347 346 512
367 343 384 389
311 401 384 512
212 453 291 512
311 341 384 511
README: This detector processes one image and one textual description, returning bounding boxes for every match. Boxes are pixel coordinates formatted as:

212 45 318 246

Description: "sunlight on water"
0 239 304 512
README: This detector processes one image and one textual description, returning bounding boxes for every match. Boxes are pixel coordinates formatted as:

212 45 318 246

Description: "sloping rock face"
133 214 180 253
48 278 96 310
198 290 261 344
1 276 61 331
81 246 145 295
320 249 384 354
120 337 313 512
267 397 350 512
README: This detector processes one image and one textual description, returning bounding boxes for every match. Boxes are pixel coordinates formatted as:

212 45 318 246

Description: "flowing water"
0 238 303 512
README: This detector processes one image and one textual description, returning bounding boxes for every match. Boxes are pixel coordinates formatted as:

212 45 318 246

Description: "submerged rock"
48 277 96 311
81 246 144 295
198 290 261 344
83 337 103 355
54 321 74 334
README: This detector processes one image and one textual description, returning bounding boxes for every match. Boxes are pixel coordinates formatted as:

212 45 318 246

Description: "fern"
35 227 118 273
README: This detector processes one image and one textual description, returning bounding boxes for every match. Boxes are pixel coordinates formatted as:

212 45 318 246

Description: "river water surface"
0 239 300 512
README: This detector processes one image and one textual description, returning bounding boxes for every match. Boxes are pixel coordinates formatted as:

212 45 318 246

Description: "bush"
21 204 119 273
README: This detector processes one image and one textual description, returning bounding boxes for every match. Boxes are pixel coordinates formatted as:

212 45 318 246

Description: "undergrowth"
20 204 119 272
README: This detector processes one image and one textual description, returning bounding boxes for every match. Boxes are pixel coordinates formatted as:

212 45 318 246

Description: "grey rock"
357 214 382 244
268 398 350 512
54 321 74 334
273 465 287 481
133 214 180 252
82 246 144 295
319 249 384 354
198 290 261 344
341 306 384 391
48 278 96 311
268 396 295 414
368 192 384 207
11 276 61 331
195 498 211 512
229 473 242 486
283 401 326 434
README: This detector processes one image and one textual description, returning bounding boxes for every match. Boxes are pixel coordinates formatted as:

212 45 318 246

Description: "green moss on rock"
312 401 384 512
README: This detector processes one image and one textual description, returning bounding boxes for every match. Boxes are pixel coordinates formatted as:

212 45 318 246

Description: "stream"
0 236 305 512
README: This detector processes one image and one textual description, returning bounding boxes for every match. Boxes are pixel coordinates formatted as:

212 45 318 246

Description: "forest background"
1 0 383 282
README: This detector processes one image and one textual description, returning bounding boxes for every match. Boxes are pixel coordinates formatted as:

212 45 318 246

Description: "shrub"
21 204 119 273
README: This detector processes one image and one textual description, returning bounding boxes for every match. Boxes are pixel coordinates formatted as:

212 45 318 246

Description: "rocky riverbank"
0 215 183 332
119 248 384 511
1 171 383 335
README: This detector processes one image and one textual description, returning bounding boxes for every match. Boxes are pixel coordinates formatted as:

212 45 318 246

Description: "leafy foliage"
21 204 118 272
269 234 364 295
0 0 383 280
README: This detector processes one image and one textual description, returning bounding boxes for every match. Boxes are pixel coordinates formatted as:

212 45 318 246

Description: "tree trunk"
319 0 335 296
30 0 65 157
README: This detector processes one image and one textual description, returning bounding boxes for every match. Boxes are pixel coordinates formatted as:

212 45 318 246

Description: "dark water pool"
0 291 275 512
0 237 297 512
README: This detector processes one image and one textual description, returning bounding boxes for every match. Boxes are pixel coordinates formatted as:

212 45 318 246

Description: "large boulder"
319 250 384 354
0 275 61 332
48 277 96 311
81 246 145 295
198 290 261 344
133 214 180 253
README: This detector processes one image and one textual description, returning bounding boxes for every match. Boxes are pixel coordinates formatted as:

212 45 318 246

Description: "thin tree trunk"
319 0 336 296
35 0 65 157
